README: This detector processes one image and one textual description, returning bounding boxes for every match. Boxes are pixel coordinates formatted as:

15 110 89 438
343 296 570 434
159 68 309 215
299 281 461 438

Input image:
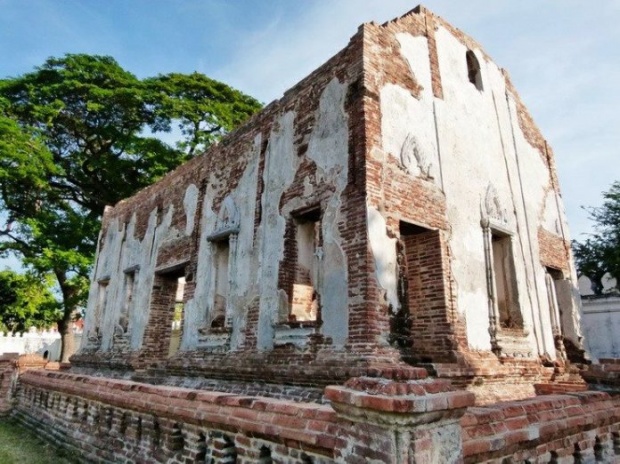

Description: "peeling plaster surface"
433 25 575 356
180 193 214 350
84 77 353 356
433 25 544 353
381 34 439 183
257 111 298 350
183 184 199 236
367 207 398 311
180 141 260 351
541 191 566 237
82 185 194 352
227 137 261 349
306 78 349 346
374 25 581 358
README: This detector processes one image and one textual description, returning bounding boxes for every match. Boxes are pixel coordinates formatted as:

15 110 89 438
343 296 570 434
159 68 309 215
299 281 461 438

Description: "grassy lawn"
0 418 77 463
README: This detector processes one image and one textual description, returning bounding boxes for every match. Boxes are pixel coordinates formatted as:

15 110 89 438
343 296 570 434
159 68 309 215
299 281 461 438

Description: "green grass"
0 418 77 463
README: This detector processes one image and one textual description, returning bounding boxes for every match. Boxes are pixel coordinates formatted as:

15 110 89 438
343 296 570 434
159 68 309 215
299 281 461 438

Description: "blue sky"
1 0 619 270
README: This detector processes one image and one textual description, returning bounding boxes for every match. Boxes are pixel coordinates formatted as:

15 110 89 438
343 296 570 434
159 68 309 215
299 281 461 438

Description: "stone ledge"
325 376 474 426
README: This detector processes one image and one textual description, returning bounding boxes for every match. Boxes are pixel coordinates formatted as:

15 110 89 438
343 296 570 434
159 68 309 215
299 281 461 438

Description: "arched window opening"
466 50 483 90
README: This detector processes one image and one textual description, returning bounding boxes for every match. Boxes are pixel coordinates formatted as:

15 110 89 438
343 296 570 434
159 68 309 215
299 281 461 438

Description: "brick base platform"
3 366 620 463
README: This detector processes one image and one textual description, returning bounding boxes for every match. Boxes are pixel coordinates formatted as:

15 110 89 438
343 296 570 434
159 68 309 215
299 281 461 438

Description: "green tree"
0 270 60 333
0 54 261 361
146 72 262 157
573 181 620 295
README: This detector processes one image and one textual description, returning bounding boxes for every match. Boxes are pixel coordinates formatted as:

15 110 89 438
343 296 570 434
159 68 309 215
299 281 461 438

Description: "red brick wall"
461 391 620 463
140 273 181 366
359 15 467 364
0 355 17 415
404 230 460 362
538 227 571 273
15 370 339 463
11 366 620 463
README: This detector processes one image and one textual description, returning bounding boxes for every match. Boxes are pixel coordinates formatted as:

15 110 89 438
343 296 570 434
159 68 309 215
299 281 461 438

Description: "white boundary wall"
0 328 83 361
578 275 620 361
581 296 620 361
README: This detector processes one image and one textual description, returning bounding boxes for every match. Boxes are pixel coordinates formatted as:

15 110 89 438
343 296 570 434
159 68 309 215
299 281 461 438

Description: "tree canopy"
573 181 620 295
0 54 262 361
0 270 60 333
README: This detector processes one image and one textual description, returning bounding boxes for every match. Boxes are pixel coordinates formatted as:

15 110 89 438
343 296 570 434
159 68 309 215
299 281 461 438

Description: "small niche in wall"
466 50 483 91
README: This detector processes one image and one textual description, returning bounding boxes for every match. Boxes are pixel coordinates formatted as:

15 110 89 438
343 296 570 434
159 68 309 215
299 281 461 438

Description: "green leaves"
0 53 261 358
573 181 620 294
0 271 61 333
145 72 262 156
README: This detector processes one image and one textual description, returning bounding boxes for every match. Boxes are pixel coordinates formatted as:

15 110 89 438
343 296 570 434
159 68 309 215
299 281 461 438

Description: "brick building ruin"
5 6 620 463
73 2 586 401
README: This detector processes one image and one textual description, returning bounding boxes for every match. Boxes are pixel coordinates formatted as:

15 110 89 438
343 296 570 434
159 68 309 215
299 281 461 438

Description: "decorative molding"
400 133 432 179
207 195 240 241
483 183 508 226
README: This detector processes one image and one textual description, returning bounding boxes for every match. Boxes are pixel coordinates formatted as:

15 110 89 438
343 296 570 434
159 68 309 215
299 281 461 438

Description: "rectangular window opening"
91 280 109 341
289 208 321 323
119 270 136 334
491 232 522 329
210 240 230 329
164 269 186 357
394 221 440 360
545 266 566 330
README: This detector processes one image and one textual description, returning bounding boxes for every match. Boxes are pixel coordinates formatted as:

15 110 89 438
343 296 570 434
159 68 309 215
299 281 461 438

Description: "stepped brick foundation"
5 368 620 463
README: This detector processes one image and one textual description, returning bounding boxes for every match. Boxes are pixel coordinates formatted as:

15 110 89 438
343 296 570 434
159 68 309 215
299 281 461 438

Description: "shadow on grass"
0 418 78 463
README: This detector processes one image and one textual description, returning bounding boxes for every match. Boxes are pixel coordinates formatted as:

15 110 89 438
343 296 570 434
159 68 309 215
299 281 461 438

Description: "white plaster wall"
431 29 517 351
180 136 260 351
180 189 215 350
0 329 81 361
376 25 579 359
381 33 440 184
367 207 398 312
435 25 574 357
305 78 349 347
82 182 199 352
256 111 299 350
581 296 620 360
436 25 561 355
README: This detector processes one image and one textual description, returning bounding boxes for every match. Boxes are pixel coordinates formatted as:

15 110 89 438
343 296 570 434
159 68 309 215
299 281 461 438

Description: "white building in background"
579 274 620 360
0 327 82 361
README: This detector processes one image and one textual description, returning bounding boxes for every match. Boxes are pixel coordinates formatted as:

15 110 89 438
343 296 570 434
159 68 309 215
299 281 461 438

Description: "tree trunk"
57 315 75 363
54 269 79 363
